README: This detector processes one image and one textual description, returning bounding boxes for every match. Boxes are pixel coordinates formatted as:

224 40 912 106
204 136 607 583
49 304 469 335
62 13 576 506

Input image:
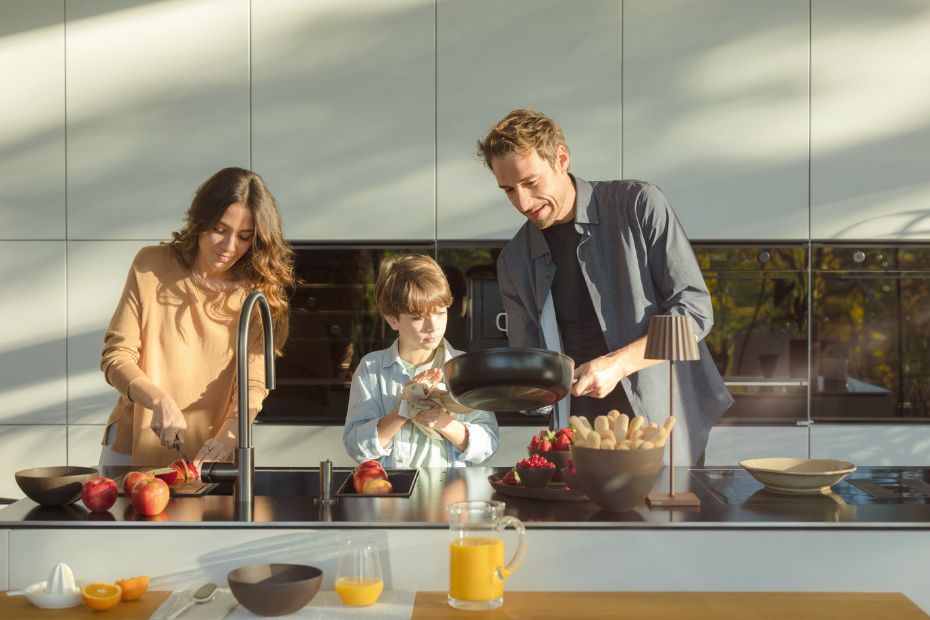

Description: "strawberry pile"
529 426 573 452
517 453 556 469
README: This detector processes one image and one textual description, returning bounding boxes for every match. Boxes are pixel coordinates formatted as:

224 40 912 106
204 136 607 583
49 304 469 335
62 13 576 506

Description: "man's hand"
572 355 626 399
149 395 188 449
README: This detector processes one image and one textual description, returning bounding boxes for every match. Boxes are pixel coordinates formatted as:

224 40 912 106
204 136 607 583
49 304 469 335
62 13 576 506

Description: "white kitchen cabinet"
436 0 622 240
811 425 930 466
704 425 809 466
251 0 435 241
66 241 150 425
624 0 809 240
68 424 106 468
65 0 250 240
0 425 67 500
811 0 930 240
0 242 66 425
0 1 65 239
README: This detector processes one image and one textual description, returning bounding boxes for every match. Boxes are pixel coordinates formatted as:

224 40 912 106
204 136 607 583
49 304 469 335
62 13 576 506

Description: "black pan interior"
443 347 575 411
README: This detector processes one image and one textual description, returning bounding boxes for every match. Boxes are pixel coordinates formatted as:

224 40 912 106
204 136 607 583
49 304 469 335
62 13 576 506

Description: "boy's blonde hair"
375 254 452 318
476 108 569 170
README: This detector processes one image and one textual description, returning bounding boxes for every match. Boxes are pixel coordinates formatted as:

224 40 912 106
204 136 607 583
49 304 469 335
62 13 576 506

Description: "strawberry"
539 438 552 452
559 427 574 440
553 434 571 451
529 435 541 449
502 469 519 485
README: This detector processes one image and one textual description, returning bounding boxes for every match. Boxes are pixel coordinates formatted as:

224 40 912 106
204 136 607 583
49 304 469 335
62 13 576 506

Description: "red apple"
148 466 181 486
122 470 154 496
171 459 199 483
361 478 393 494
352 461 388 493
130 477 170 516
81 477 118 512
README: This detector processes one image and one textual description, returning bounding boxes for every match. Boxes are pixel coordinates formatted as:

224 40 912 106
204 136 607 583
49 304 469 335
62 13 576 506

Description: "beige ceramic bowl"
228 563 322 616
570 445 663 512
740 458 856 494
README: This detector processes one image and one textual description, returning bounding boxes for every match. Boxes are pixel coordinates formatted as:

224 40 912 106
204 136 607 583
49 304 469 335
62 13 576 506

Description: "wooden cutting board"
0 591 169 619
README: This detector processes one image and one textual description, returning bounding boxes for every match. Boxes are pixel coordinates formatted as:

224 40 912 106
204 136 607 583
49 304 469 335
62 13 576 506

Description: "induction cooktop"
691 468 930 505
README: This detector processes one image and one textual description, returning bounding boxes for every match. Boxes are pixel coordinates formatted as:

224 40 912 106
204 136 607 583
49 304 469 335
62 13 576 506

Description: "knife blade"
171 438 190 462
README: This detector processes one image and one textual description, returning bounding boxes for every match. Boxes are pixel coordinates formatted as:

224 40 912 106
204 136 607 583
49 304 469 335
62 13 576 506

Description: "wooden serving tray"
487 474 588 501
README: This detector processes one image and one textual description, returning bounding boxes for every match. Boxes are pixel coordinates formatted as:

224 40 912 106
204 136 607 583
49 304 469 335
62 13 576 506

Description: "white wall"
2 0 929 499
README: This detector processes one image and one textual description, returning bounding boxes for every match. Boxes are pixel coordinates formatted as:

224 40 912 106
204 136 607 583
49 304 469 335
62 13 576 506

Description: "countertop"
1 591 927 619
2 466 929 529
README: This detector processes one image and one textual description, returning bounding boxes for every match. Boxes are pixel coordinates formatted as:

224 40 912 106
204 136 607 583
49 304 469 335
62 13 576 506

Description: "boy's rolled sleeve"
452 411 499 465
343 365 392 462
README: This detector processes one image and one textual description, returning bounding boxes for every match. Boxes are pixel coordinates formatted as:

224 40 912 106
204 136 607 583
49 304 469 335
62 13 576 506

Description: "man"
477 109 732 465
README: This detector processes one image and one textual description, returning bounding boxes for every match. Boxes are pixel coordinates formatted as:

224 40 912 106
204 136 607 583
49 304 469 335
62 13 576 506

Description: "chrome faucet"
201 291 275 520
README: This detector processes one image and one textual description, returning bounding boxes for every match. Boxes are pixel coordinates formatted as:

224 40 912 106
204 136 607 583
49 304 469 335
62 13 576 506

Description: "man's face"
491 146 574 229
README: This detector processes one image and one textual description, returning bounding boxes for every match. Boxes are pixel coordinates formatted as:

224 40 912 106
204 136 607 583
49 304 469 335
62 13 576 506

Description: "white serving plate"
739 457 857 494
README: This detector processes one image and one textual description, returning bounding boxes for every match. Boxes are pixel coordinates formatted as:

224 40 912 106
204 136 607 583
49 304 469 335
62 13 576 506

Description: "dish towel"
225 590 415 619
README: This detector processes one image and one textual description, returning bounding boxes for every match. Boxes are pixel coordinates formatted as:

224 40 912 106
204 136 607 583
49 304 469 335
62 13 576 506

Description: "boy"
343 254 499 467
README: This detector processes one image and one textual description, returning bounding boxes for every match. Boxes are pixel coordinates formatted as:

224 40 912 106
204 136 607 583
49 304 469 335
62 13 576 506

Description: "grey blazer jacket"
496 177 733 464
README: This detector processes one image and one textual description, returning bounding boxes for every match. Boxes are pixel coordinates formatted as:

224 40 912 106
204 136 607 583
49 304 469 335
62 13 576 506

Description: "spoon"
166 582 217 620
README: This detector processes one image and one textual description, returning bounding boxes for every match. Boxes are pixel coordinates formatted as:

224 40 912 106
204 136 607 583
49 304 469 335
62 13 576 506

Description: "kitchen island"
2 466 929 613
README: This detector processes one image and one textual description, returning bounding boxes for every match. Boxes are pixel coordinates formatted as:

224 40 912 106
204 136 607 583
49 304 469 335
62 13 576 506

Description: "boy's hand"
414 400 452 430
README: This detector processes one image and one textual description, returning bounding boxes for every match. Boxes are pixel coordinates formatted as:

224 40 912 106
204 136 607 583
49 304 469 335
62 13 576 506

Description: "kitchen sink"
206 467 353 497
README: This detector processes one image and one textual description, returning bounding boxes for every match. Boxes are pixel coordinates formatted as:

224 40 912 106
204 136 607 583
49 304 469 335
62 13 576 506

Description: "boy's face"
385 307 448 355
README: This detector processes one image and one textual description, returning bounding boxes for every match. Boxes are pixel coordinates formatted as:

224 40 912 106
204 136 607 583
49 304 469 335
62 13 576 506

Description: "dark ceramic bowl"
570 445 663 512
528 448 570 481
15 466 98 507
516 466 555 489
228 563 322 616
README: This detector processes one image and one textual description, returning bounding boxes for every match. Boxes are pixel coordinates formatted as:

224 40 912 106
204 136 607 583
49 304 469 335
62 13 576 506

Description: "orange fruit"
81 582 122 611
115 575 149 601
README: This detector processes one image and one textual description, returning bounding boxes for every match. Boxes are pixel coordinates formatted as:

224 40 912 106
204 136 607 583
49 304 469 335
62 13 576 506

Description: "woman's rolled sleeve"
100 260 148 398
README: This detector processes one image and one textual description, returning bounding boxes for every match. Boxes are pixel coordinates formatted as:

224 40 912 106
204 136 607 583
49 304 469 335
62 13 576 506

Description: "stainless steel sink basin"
206 467 353 497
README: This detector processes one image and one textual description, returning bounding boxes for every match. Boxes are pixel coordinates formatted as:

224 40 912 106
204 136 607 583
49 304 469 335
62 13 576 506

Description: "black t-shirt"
542 221 633 422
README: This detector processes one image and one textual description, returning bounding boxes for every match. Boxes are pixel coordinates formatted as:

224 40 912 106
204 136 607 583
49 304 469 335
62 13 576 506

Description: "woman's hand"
149 394 188 449
192 419 237 471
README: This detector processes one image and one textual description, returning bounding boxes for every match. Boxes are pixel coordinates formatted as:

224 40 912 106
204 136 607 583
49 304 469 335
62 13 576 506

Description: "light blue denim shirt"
342 339 500 467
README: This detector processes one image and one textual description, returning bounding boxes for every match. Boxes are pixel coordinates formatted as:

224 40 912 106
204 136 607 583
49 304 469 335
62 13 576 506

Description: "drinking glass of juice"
335 541 383 606
447 500 526 611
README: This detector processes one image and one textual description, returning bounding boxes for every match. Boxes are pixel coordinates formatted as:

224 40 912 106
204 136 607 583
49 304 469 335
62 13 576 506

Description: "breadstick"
632 438 644 450
617 414 630 438
594 415 611 434
589 432 601 449
600 437 616 450
570 415 592 433
662 416 677 433
641 441 655 450
616 441 631 450
627 415 645 440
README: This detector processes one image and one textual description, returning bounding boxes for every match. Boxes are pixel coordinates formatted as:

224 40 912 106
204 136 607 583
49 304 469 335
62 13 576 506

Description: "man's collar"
528 175 596 259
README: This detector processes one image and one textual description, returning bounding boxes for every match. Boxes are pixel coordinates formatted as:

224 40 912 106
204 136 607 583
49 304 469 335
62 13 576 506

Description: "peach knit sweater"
100 245 268 466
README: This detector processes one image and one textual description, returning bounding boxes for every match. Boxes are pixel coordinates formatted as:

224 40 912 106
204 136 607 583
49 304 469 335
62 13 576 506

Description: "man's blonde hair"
375 254 452 318
476 109 569 170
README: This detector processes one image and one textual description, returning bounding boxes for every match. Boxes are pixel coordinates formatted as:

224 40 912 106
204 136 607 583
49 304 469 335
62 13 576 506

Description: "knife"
172 438 190 462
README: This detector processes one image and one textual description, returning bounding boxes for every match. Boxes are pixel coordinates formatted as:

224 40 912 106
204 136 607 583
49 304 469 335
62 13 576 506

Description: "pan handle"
495 312 508 333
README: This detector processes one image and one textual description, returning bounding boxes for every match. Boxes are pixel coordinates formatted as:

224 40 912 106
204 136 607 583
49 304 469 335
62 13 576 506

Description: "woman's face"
194 201 255 278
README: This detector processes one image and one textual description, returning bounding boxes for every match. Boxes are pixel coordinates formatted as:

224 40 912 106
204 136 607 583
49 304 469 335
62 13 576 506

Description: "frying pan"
442 347 575 411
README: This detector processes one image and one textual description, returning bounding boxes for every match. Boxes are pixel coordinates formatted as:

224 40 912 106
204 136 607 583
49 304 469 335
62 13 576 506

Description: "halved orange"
115 575 149 601
82 582 122 611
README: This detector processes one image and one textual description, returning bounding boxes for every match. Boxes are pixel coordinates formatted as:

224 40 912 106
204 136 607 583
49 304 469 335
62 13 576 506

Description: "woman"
99 167 295 469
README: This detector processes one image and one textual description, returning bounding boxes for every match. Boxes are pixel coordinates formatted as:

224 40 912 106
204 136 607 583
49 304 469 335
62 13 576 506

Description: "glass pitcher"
447 500 526 611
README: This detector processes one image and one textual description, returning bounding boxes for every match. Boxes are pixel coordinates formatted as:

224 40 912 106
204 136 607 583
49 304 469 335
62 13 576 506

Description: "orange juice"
449 537 504 602
335 577 383 606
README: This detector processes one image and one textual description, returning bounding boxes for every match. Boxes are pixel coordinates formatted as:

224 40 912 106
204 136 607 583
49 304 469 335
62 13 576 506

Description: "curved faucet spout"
238 291 276 451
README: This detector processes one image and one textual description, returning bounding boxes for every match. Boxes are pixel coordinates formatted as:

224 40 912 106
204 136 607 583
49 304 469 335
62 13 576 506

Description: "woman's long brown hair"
169 167 295 354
